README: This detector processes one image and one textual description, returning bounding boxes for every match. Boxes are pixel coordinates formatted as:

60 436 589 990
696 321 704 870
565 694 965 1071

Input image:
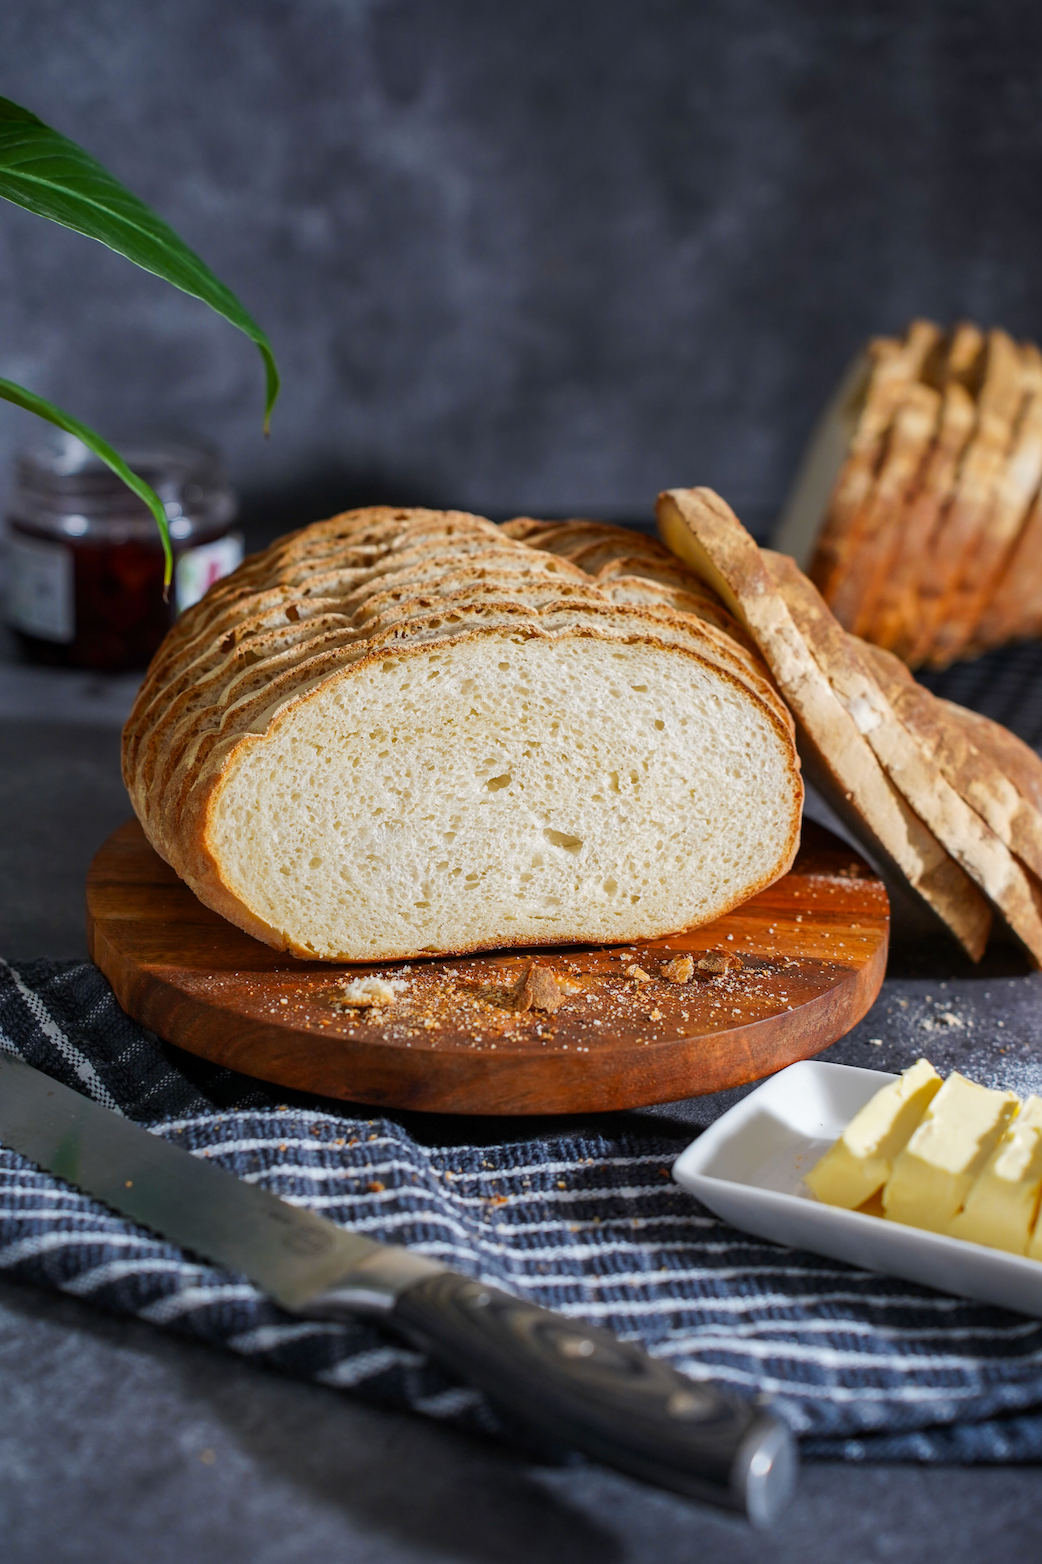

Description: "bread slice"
939 701 1042 819
758 551 1042 964
856 639 1042 882
834 381 941 635
859 323 987 653
928 344 1042 662
774 322 987 661
970 483 1042 651
657 487 991 958
868 380 976 658
912 329 1024 668
807 321 943 600
124 507 802 962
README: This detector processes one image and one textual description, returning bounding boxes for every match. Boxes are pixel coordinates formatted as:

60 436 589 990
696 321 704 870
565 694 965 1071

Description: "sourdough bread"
761 552 1042 965
777 318 1042 667
123 506 802 962
657 487 992 959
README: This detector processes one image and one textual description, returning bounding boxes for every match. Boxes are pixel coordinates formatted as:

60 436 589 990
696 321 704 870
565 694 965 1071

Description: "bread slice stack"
774 320 1042 668
123 506 802 962
656 487 1042 966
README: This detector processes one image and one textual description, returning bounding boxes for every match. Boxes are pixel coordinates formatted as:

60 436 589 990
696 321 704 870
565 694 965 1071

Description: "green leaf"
0 377 173 586
0 97 279 430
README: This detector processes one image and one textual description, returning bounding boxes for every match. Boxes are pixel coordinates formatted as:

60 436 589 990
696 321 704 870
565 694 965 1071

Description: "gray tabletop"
2 667 1041 1563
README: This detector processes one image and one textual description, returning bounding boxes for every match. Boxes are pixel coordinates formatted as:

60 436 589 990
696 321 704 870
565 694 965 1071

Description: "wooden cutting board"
87 818 888 1116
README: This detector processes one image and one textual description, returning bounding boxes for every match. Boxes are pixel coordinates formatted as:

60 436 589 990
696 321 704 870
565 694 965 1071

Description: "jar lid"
9 431 237 533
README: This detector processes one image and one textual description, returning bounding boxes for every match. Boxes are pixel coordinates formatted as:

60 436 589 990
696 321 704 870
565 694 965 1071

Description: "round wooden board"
87 818 889 1116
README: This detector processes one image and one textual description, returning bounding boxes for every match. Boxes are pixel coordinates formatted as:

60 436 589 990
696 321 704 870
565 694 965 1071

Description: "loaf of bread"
773 319 1042 668
122 506 803 961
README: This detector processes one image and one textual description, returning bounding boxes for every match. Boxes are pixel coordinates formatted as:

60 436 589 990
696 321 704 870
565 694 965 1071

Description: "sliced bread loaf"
761 552 1042 964
656 487 992 959
123 507 803 962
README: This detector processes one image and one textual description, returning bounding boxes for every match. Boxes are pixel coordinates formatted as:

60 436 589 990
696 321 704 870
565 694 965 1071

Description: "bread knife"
0 1051 796 1525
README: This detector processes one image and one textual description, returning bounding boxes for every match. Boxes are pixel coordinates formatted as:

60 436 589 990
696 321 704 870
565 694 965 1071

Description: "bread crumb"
660 954 694 984
625 964 653 984
512 962 562 1013
696 952 743 978
337 976 406 1007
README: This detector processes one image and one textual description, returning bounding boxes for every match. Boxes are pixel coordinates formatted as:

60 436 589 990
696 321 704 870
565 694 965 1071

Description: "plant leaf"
0 377 173 586
0 97 279 430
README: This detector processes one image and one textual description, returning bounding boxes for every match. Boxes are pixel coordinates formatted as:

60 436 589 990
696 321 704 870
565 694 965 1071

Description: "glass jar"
4 432 242 671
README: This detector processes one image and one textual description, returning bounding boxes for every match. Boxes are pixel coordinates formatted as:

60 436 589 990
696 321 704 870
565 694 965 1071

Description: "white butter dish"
672 1060 1042 1317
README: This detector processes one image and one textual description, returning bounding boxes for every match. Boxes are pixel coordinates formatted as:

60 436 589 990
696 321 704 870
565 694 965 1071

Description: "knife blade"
0 1050 796 1525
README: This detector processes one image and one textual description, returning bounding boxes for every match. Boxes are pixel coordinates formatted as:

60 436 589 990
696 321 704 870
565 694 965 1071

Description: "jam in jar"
4 432 242 671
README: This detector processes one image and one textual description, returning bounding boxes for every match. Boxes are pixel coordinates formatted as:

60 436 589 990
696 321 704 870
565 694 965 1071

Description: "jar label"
175 531 245 614
6 532 75 642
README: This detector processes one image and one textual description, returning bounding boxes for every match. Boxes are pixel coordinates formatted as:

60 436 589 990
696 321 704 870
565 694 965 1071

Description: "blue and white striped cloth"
2 957 1042 1463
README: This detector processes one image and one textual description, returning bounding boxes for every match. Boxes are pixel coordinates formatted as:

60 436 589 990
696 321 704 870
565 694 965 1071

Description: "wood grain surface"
87 818 889 1115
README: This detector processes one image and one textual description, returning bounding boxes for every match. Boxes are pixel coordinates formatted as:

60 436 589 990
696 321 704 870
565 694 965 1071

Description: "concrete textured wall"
2 0 1042 539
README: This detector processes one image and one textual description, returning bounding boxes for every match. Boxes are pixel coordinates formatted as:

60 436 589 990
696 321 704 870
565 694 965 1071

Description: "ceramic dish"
672 1059 1042 1316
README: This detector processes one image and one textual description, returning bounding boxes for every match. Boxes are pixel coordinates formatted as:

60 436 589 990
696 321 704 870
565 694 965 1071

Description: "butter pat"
883 1072 1018 1232
805 1059 941 1209
950 1096 1042 1254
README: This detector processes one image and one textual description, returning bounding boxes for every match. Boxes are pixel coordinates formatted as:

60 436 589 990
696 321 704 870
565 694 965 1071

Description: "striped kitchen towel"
2 956 1042 1464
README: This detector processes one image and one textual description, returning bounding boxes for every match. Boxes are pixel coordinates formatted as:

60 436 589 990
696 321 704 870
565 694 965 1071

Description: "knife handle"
391 1271 796 1526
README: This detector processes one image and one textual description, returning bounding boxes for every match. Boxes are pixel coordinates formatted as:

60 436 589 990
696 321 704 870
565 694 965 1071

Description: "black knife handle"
391 1271 796 1525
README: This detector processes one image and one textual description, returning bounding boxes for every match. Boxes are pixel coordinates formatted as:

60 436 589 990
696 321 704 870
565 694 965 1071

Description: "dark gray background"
4 0 1042 540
